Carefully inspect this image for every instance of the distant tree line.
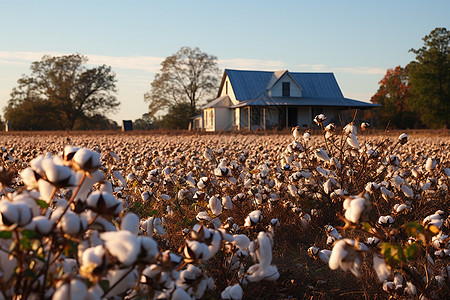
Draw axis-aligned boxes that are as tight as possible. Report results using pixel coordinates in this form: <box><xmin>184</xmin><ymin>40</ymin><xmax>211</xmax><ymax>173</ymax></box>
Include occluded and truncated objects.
<box><xmin>371</xmin><ymin>27</ymin><xmax>450</xmax><ymax>129</ymax></box>
<box><xmin>3</xmin><ymin>54</ymin><xmax>119</xmax><ymax>131</ymax></box>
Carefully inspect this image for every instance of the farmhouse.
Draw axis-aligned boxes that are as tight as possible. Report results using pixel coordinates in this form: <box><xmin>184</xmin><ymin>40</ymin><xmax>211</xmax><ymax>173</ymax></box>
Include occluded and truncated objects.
<box><xmin>197</xmin><ymin>69</ymin><xmax>379</xmax><ymax>131</ymax></box>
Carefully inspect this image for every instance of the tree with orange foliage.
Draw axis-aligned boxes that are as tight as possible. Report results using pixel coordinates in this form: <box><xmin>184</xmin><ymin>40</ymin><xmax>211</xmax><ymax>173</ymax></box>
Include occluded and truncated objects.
<box><xmin>370</xmin><ymin>66</ymin><xmax>418</xmax><ymax>128</ymax></box>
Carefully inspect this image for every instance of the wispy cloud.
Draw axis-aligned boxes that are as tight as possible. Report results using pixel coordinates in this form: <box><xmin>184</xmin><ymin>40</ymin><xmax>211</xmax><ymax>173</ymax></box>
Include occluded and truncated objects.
<box><xmin>0</xmin><ymin>51</ymin><xmax>163</xmax><ymax>73</ymax></box>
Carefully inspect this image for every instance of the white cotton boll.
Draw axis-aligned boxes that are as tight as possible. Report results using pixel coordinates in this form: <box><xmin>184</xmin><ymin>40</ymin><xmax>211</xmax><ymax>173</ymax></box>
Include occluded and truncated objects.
<box><xmin>72</xmin><ymin>148</ymin><xmax>101</xmax><ymax>173</ymax></box>
<box><xmin>25</xmin><ymin>216</ymin><xmax>54</xmax><ymax>235</ymax></box>
<box><xmin>378</xmin><ymin>215</ymin><xmax>394</xmax><ymax>225</ymax></box>
<box><xmin>185</xmin><ymin>240</ymin><xmax>211</xmax><ymax>262</ymax></box>
<box><xmin>373</xmin><ymin>254</ymin><xmax>391</xmax><ymax>282</ymax></box>
<box><xmin>221</xmin><ymin>283</ymin><xmax>243</xmax><ymax>300</ymax></box>
<box><xmin>137</xmin><ymin>236</ymin><xmax>159</xmax><ymax>261</ymax></box>
<box><xmin>422</xmin><ymin>182</ymin><xmax>431</xmax><ymax>191</ymax></box>
<box><xmin>404</xmin><ymin>282</ymin><xmax>417</xmax><ymax>296</ymax></box>
<box><xmin>392</xmin><ymin>175</ymin><xmax>404</xmax><ymax>187</ymax></box>
<box><xmin>256</xmin><ymin>232</ymin><xmax>272</xmax><ymax>268</ymax></box>
<box><xmin>20</xmin><ymin>167</ymin><xmax>39</xmax><ymax>189</ymax></box>
<box><xmin>121</xmin><ymin>213</ymin><xmax>140</xmax><ymax>235</ymax></box>
<box><xmin>112</xmin><ymin>170</ymin><xmax>127</xmax><ymax>187</ymax></box>
<box><xmin>208</xmin><ymin>231</ymin><xmax>222</xmax><ymax>258</ymax></box>
<box><xmin>394</xmin><ymin>272</ymin><xmax>403</xmax><ymax>289</ymax></box>
<box><xmin>344</xmin><ymin>123</ymin><xmax>357</xmax><ymax>135</ymax></box>
<box><xmin>208</xmin><ymin>196</ymin><xmax>222</xmax><ymax>216</ymax></box>
<box><xmin>380</xmin><ymin>186</ymin><xmax>394</xmax><ymax>199</ymax></box>
<box><xmin>105</xmin><ymin>268</ymin><xmax>138</xmax><ymax>297</ymax></box>
<box><xmin>101</xmin><ymin>231</ymin><xmax>139</xmax><ymax>266</ymax></box>
<box><xmin>59</xmin><ymin>212</ymin><xmax>86</xmax><ymax>235</ymax></box>
<box><xmin>53</xmin><ymin>278</ymin><xmax>88</xmax><ymax>300</ymax></box>
<box><xmin>38</xmin><ymin>179</ymin><xmax>56</xmax><ymax>204</ymax></box>
<box><xmin>343</xmin><ymin>195</ymin><xmax>370</xmax><ymax>223</ymax></box>
<box><xmin>395</xmin><ymin>204</ymin><xmax>408</xmax><ymax>213</ymax></box>
<box><xmin>222</xmin><ymin>196</ymin><xmax>233</xmax><ymax>210</ymax></box>
<box><xmin>153</xmin><ymin>218</ymin><xmax>166</xmax><ymax>235</ymax></box>
<box><xmin>323</xmin><ymin>179</ymin><xmax>333</xmax><ymax>194</ymax></box>
<box><xmin>245</xmin><ymin>210</ymin><xmax>262</xmax><ymax>227</ymax></box>
<box><xmin>82</xmin><ymin>245</ymin><xmax>105</xmax><ymax>267</ymax></box>
<box><xmin>315</xmin><ymin>148</ymin><xmax>331</xmax><ymax>162</ymax></box>
<box><xmin>318</xmin><ymin>250</ymin><xmax>331</xmax><ymax>263</ymax></box>
<box><xmin>401</xmin><ymin>185</ymin><xmax>414</xmax><ymax>198</ymax></box>
<box><xmin>196</xmin><ymin>211</ymin><xmax>211</xmax><ymax>222</ymax></box>
<box><xmin>444</xmin><ymin>168</ymin><xmax>450</xmax><ymax>177</ymax></box>
<box><xmin>233</xmin><ymin>234</ymin><xmax>251</xmax><ymax>251</ymax></box>
<box><xmin>329</xmin><ymin>239</ymin><xmax>362</xmax><ymax>276</ymax></box>
<box><xmin>160</xmin><ymin>194</ymin><xmax>170</xmax><ymax>201</ymax></box>
<box><xmin>346</xmin><ymin>133</ymin><xmax>360</xmax><ymax>149</ymax></box>
<box><xmin>142</xmin><ymin>217</ymin><xmax>154</xmax><ymax>236</ymax></box>
<box><xmin>425</xmin><ymin>157</ymin><xmax>437</xmax><ymax>172</ymax></box>
<box><xmin>316</xmin><ymin>166</ymin><xmax>330</xmax><ymax>177</ymax></box>
<box><xmin>86</xmin><ymin>192</ymin><xmax>123</xmax><ymax>216</ymax></box>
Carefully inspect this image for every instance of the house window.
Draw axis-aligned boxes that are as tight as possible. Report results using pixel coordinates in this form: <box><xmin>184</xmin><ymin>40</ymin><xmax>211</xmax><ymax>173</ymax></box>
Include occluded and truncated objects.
<box><xmin>225</xmin><ymin>80</ymin><xmax>228</xmax><ymax>94</ymax></box>
<box><xmin>282</xmin><ymin>82</ymin><xmax>290</xmax><ymax>97</ymax></box>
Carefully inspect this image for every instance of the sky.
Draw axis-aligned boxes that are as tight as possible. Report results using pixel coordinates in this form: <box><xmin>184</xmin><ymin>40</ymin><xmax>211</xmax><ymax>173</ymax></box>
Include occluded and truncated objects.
<box><xmin>0</xmin><ymin>0</ymin><xmax>449</xmax><ymax>124</ymax></box>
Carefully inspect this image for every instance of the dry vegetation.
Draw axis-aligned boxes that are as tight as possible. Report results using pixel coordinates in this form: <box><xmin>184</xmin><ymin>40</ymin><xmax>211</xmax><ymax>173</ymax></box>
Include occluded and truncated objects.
<box><xmin>0</xmin><ymin>126</ymin><xmax>449</xmax><ymax>299</ymax></box>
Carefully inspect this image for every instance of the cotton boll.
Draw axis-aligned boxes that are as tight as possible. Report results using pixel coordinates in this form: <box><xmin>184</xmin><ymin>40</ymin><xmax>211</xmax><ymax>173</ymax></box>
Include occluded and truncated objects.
<box><xmin>112</xmin><ymin>170</ymin><xmax>127</xmax><ymax>187</ymax></box>
<box><xmin>120</xmin><ymin>213</ymin><xmax>140</xmax><ymax>235</ymax></box>
<box><xmin>373</xmin><ymin>254</ymin><xmax>391</xmax><ymax>282</ymax></box>
<box><xmin>221</xmin><ymin>283</ymin><xmax>243</xmax><ymax>300</ymax></box>
<box><xmin>208</xmin><ymin>196</ymin><xmax>222</xmax><ymax>216</ymax></box>
<box><xmin>315</xmin><ymin>148</ymin><xmax>330</xmax><ymax>162</ymax></box>
<box><xmin>101</xmin><ymin>231</ymin><xmax>140</xmax><ymax>266</ymax></box>
<box><xmin>222</xmin><ymin>196</ymin><xmax>233</xmax><ymax>210</ymax></box>
<box><xmin>53</xmin><ymin>278</ymin><xmax>88</xmax><ymax>300</ymax></box>
<box><xmin>329</xmin><ymin>239</ymin><xmax>364</xmax><ymax>276</ymax></box>
<box><xmin>346</xmin><ymin>133</ymin><xmax>360</xmax><ymax>149</ymax></box>
<box><xmin>404</xmin><ymin>281</ymin><xmax>417</xmax><ymax>296</ymax></box>
<box><xmin>105</xmin><ymin>268</ymin><xmax>138</xmax><ymax>297</ymax></box>
<box><xmin>86</xmin><ymin>192</ymin><xmax>123</xmax><ymax>217</ymax></box>
<box><xmin>137</xmin><ymin>236</ymin><xmax>159</xmax><ymax>262</ymax></box>
<box><xmin>401</xmin><ymin>185</ymin><xmax>414</xmax><ymax>198</ymax></box>
<box><xmin>153</xmin><ymin>218</ymin><xmax>166</xmax><ymax>236</ymax></box>
<box><xmin>58</xmin><ymin>211</ymin><xmax>87</xmax><ymax>235</ymax></box>
<box><xmin>72</xmin><ymin>148</ymin><xmax>101</xmax><ymax>173</ymax></box>
<box><xmin>20</xmin><ymin>167</ymin><xmax>39</xmax><ymax>189</ymax></box>
<box><xmin>318</xmin><ymin>250</ymin><xmax>331</xmax><ymax>263</ymax></box>
<box><xmin>343</xmin><ymin>195</ymin><xmax>371</xmax><ymax>223</ymax></box>
<box><xmin>425</xmin><ymin>157</ymin><xmax>437</xmax><ymax>172</ymax></box>
<box><xmin>255</xmin><ymin>231</ymin><xmax>273</xmax><ymax>268</ymax></box>
<box><xmin>233</xmin><ymin>234</ymin><xmax>251</xmax><ymax>251</ymax></box>
<box><xmin>245</xmin><ymin>210</ymin><xmax>262</xmax><ymax>227</ymax></box>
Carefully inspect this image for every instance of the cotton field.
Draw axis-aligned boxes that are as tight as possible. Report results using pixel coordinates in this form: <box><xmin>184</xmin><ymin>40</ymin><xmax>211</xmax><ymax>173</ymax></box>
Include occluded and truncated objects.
<box><xmin>0</xmin><ymin>125</ymin><xmax>449</xmax><ymax>299</ymax></box>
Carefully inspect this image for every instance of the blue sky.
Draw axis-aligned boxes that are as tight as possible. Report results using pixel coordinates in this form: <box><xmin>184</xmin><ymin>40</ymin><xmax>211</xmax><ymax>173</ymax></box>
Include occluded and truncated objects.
<box><xmin>0</xmin><ymin>0</ymin><xmax>449</xmax><ymax>124</ymax></box>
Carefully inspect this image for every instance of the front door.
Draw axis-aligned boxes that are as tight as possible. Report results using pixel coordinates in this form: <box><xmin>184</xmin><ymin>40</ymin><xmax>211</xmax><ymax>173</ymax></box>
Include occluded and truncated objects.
<box><xmin>288</xmin><ymin>107</ymin><xmax>298</xmax><ymax>127</ymax></box>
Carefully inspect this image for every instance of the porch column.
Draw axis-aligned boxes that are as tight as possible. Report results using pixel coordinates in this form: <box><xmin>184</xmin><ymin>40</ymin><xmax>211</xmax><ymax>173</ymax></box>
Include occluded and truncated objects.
<box><xmin>248</xmin><ymin>106</ymin><xmax>251</xmax><ymax>131</ymax></box>
<box><xmin>263</xmin><ymin>107</ymin><xmax>266</xmax><ymax>130</ymax></box>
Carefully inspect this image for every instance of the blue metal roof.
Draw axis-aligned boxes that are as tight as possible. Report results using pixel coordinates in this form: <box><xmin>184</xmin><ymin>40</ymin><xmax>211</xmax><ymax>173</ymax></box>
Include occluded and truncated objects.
<box><xmin>224</xmin><ymin>69</ymin><xmax>378</xmax><ymax>108</ymax></box>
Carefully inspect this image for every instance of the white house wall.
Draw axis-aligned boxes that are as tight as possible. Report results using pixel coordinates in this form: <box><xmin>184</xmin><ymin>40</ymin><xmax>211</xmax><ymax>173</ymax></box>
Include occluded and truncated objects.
<box><xmin>219</xmin><ymin>75</ymin><xmax>238</xmax><ymax>105</ymax></box>
<box><xmin>215</xmin><ymin>107</ymin><xmax>233</xmax><ymax>131</ymax></box>
<box><xmin>270</xmin><ymin>75</ymin><xmax>302</xmax><ymax>97</ymax></box>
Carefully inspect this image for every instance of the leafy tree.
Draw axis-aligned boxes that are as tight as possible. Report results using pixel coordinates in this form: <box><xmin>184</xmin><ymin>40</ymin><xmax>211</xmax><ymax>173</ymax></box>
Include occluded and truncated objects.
<box><xmin>4</xmin><ymin>54</ymin><xmax>119</xmax><ymax>130</ymax></box>
<box><xmin>155</xmin><ymin>103</ymin><xmax>199</xmax><ymax>130</ymax></box>
<box><xmin>144</xmin><ymin>47</ymin><xmax>220</xmax><ymax>128</ymax></box>
<box><xmin>370</xmin><ymin>66</ymin><xmax>418</xmax><ymax>128</ymax></box>
<box><xmin>408</xmin><ymin>27</ymin><xmax>450</xmax><ymax>128</ymax></box>
<box><xmin>133</xmin><ymin>113</ymin><xmax>155</xmax><ymax>130</ymax></box>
